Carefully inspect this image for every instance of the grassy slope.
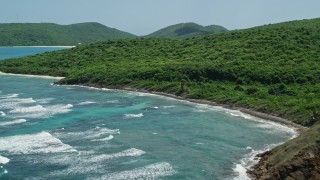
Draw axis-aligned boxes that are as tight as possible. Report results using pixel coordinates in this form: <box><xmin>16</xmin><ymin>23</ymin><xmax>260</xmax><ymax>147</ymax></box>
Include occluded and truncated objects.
<box><xmin>270</xmin><ymin>123</ymin><xmax>320</xmax><ymax>165</ymax></box>
<box><xmin>145</xmin><ymin>22</ymin><xmax>228</xmax><ymax>39</ymax></box>
<box><xmin>0</xmin><ymin>22</ymin><xmax>136</xmax><ymax>46</ymax></box>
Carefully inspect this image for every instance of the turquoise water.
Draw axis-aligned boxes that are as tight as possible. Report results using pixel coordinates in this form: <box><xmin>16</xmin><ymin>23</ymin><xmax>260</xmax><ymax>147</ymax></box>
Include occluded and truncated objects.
<box><xmin>0</xmin><ymin>48</ymin><xmax>296</xmax><ymax>179</ymax></box>
<box><xmin>0</xmin><ymin>46</ymin><xmax>70</xmax><ymax>60</ymax></box>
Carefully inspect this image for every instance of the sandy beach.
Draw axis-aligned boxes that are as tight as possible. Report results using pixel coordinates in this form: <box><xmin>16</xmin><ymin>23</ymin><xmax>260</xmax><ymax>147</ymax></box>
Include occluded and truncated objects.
<box><xmin>0</xmin><ymin>71</ymin><xmax>65</xmax><ymax>80</ymax></box>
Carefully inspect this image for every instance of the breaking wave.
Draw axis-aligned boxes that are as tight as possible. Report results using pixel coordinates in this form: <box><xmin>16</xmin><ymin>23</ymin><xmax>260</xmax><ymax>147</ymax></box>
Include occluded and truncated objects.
<box><xmin>0</xmin><ymin>119</ymin><xmax>27</xmax><ymax>126</ymax></box>
<box><xmin>123</xmin><ymin>113</ymin><xmax>144</xmax><ymax>119</ymax></box>
<box><xmin>8</xmin><ymin>104</ymin><xmax>73</xmax><ymax>119</ymax></box>
<box><xmin>76</xmin><ymin>101</ymin><xmax>97</xmax><ymax>106</ymax></box>
<box><xmin>0</xmin><ymin>155</ymin><xmax>10</xmax><ymax>164</ymax></box>
<box><xmin>232</xmin><ymin>143</ymin><xmax>285</xmax><ymax>180</ymax></box>
<box><xmin>100</xmin><ymin>162</ymin><xmax>174</xmax><ymax>180</ymax></box>
<box><xmin>0</xmin><ymin>131</ymin><xmax>76</xmax><ymax>154</ymax></box>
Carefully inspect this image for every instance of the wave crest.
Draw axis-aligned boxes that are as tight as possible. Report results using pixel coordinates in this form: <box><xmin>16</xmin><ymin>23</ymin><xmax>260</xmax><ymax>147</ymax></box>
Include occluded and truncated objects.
<box><xmin>123</xmin><ymin>113</ymin><xmax>144</xmax><ymax>119</ymax></box>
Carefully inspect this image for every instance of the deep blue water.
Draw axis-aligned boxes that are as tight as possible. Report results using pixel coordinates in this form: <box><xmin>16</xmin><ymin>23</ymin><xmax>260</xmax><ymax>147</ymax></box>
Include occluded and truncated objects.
<box><xmin>0</xmin><ymin>48</ymin><xmax>296</xmax><ymax>179</ymax></box>
<box><xmin>0</xmin><ymin>46</ymin><xmax>70</xmax><ymax>60</ymax></box>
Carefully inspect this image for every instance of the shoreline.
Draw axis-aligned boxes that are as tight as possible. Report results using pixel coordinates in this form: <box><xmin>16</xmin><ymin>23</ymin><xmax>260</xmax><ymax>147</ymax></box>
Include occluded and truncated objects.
<box><xmin>0</xmin><ymin>72</ymin><xmax>307</xmax><ymax>179</ymax></box>
<box><xmin>0</xmin><ymin>71</ymin><xmax>305</xmax><ymax>131</ymax></box>
<box><xmin>78</xmin><ymin>85</ymin><xmax>307</xmax><ymax>132</ymax></box>
<box><xmin>0</xmin><ymin>71</ymin><xmax>65</xmax><ymax>80</ymax></box>
<box><xmin>60</xmin><ymin>84</ymin><xmax>304</xmax><ymax>180</ymax></box>
<box><xmin>0</xmin><ymin>46</ymin><xmax>75</xmax><ymax>48</ymax></box>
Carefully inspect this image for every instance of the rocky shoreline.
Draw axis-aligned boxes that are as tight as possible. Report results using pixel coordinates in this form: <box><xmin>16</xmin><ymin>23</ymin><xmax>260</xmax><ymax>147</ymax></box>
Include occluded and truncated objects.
<box><xmin>248</xmin><ymin>122</ymin><xmax>320</xmax><ymax>180</ymax></box>
<box><xmin>248</xmin><ymin>149</ymin><xmax>320</xmax><ymax>180</ymax></box>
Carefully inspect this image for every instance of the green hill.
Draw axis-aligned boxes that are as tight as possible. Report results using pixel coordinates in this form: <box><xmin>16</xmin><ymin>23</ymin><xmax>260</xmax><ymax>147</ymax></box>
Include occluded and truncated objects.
<box><xmin>0</xmin><ymin>18</ymin><xmax>319</xmax><ymax>126</ymax></box>
<box><xmin>0</xmin><ymin>22</ymin><xmax>136</xmax><ymax>46</ymax></box>
<box><xmin>1</xmin><ymin>18</ymin><xmax>320</xmax><ymax>179</ymax></box>
<box><xmin>145</xmin><ymin>22</ymin><xmax>228</xmax><ymax>39</ymax></box>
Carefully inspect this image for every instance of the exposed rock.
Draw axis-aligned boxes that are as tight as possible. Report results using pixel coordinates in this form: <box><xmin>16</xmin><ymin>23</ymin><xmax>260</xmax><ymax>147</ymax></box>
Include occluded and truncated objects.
<box><xmin>248</xmin><ymin>149</ymin><xmax>320</xmax><ymax>180</ymax></box>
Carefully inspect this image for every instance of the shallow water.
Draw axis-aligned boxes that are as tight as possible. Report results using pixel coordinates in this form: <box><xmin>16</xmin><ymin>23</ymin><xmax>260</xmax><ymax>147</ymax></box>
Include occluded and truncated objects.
<box><xmin>0</xmin><ymin>75</ymin><xmax>296</xmax><ymax>179</ymax></box>
<box><xmin>0</xmin><ymin>48</ymin><xmax>296</xmax><ymax>179</ymax></box>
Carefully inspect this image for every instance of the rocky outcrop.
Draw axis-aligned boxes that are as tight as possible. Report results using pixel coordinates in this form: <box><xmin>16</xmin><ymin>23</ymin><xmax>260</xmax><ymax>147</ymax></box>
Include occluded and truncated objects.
<box><xmin>248</xmin><ymin>133</ymin><xmax>320</xmax><ymax>180</ymax></box>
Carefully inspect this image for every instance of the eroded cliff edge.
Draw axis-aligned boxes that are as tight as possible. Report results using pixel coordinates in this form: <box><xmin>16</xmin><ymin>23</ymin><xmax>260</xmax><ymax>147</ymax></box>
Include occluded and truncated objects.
<box><xmin>248</xmin><ymin>123</ymin><xmax>320</xmax><ymax>180</ymax></box>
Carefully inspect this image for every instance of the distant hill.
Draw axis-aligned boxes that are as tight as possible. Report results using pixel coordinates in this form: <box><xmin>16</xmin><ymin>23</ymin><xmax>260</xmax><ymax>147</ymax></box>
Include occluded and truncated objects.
<box><xmin>145</xmin><ymin>22</ymin><xmax>228</xmax><ymax>39</ymax></box>
<box><xmin>0</xmin><ymin>22</ymin><xmax>136</xmax><ymax>46</ymax></box>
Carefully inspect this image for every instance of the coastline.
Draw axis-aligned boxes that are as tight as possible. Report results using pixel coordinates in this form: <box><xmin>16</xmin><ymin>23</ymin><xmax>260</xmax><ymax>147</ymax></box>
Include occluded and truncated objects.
<box><xmin>0</xmin><ymin>46</ymin><xmax>75</xmax><ymax>48</ymax></box>
<box><xmin>60</xmin><ymin>84</ymin><xmax>304</xmax><ymax>179</ymax></box>
<box><xmin>77</xmin><ymin>85</ymin><xmax>307</xmax><ymax>132</ymax></box>
<box><xmin>0</xmin><ymin>71</ymin><xmax>305</xmax><ymax>130</ymax></box>
<box><xmin>0</xmin><ymin>71</ymin><xmax>65</xmax><ymax>80</ymax></box>
<box><xmin>0</xmin><ymin>72</ymin><xmax>307</xmax><ymax>179</ymax></box>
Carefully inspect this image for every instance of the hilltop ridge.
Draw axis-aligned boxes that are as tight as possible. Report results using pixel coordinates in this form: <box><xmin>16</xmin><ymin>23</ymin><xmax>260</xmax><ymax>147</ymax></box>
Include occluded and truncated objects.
<box><xmin>0</xmin><ymin>22</ymin><xmax>136</xmax><ymax>46</ymax></box>
<box><xmin>145</xmin><ymin>22</ymin><xmax>228</xmax><ymax>39</ymax></box>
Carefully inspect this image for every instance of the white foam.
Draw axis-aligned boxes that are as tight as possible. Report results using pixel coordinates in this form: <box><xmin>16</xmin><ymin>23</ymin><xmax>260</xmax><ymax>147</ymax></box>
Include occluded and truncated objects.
<box><xmin>0</xmin><ymin>94</ymin><xmax>19</xmax><ymax>99</ymax></box>
<box><xmin>123</xmin><ymin>113</ymin><xmax>144</xmax><ymax>119</ymax></box>
<box><xmin>162</xmin><ymin>105</ymin><xmax>176</xmax><ymax>109</ymax></box>
<box><xmin>0</xmin><ymin>155</ymin><xmax>10</xmax><ymax>164</ymax></box>
<box><xmin>233</xmin><ymin>164</ymin><xmax>251</xmax><ymax>180</ymax></box>
<box><xmin>246</xmin><ymin>146</ymin><xmax>253</xmax><ymax>151</ymax></box>
<box><xmin>62</xmin><ymin>85</ymin><xmax>112</xmax><ymax>92</ymax></box>
<box><xmin>42</xmin><ymin>148</ymin><xmax>145</xmax><ymax>177</ymax></box>
<box><xmin>77</xmin><ymin>101</ymin><xmax>97</xmax><ymax>106</ymax></box>
<box><xmin>0</xmin><ymin>111</ymin><xmax>5</xmax><ymax>117</ymax></box>
<box><xmin>204</xmin><ymin>106</ymin><xmax>297</xmax><ymax>137</ymax></box>
<box><xmin>9</xmin><ymin>105</ymin><xmax>46</xmax><ymax>113</ymax></box>
<box><xmin>0</xmin><ymin>131</ymin><xmax>76</xmax><ymax>154</ymax></box>
<box><xmin>106</xmin><ymin>100</ymin><xmax>119</xmax><ymax>103</ymax></box>
<box><xmin>101</xmin><ymin>162</ymin><xmax>174</xmax><ymax>180</ymax></box>
<box><xmin>0</xmin><ymin>119</ymin><xmax>27</xmax><ymax>126</ymax></box>
<box><xmin>232</xmin><ymin>143</ymin><xmax>284</xmax><ymax>180</ymax></box>
<box><xmin>194</xmin><ymin>109</ymin><xmax>206</xmax><ymax>113</ymax></box>
<box><xmin>0</xmin><ymin>97</ymin><xmax>36</xmax><ymax>109</ymax></box>
<box><xmin>8</xmin><ymin>104</ymin><xmax>73</xmax><ymax>119</ymax></box>
<box><xmin>35</xmin><ymin>98</ymin><xmax>55</xmax><ymax>104</ymax></box>
<box><xmin>255</xmin><ymin>121</ymin><xmax>297</xmax><ymax>137</ymax></box>
<box><xmin>91</xmin><ymin>135</ymin><xmax>114</xmax><ymax>141</ymax></box>
<box><xmin>56</xmin><ymin>127</ymin><xmax>120</xmax><ymax>140</ymax></box>
<box><xmin>91</xmin><ymin>148</ymin><xmax>145</xmax><ymax>162</ymax></box>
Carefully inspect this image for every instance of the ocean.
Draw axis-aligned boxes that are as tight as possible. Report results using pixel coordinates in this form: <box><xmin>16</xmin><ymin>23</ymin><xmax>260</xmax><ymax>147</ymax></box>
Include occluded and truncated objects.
<box><xmin>0</xmin><ymin>47</ymin><xmax>296</xmax><ymax>179</ymax></box>
<box><xmin>0</xmin><ymin>46</ymin><xmax>70</xmax><ymax>60</ymax></box>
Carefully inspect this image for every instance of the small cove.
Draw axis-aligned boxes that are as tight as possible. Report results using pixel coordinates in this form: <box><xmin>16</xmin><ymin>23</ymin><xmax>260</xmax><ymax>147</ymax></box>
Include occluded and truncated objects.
<box><xmin>0</xmin><ymin>47</ymin><xmax>296</xmax><ymax>179</ymax></box>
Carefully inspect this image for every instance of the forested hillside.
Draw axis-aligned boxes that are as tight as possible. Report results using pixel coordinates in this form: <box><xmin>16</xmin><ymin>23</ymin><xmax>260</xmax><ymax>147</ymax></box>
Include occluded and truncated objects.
<box><xmin>146</xmin><ymin>22</ymin><xmax>227</xmax><ymax>39</ymax></box>
<box><xmin>0</xmin><ymin>18</ymin><xmax>319</xmax><ymax>126</ymax></box>
<box><xmin>0</xmin><ymin>22</ymin><xmax>136</xmax><ymax>46</ymax></box>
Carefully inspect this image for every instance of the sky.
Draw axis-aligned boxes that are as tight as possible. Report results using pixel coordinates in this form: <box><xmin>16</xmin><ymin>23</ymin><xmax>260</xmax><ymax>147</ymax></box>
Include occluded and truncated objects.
<box><xmin>1</xmin><ymin>0</ymin><xmax>320</xmax><ymax>35</ymax></box>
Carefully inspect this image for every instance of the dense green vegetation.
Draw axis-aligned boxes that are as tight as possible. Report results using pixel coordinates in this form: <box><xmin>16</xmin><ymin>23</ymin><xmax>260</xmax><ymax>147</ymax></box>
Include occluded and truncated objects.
<box><xmin>0</xmin><ymin>18</ymin><xmax>320</xmax><ymax>126</ymax></box>
<box><xmin>146</xmin><ymin>22</ymin><xmax>227</xmax><ymax>39</ymax></box>
<box><xmin>0</xmin><ymin>22</ymin><xmax>136</xmax><ymax>46</ymax></box>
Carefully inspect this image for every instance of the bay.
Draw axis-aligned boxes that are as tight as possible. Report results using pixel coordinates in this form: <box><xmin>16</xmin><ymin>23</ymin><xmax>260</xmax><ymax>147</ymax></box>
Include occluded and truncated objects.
<box><xmin>0</xmin><ymin>46</ymin><xmax>71</xmax><ymax>60</ymax></box>
<box><xmin>0</xmin><ymin>47</ymin><xmax>296</xmax><ymax>179</ymax></box>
